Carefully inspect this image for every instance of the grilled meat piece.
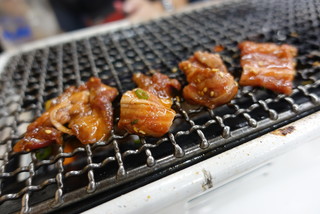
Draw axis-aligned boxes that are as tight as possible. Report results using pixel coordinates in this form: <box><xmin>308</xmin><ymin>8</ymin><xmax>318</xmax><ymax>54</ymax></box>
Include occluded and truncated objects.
<box><xmin>118</xmin><ymin>88</ymin><xmax>176</xmax><ymax>137</ymax></box>
<box><xmin>179</xmin><ymin>51</ymin><xmax>238</xmax><ymax>109</ymax></box>
<box><xmin>13</xmin><ymin>126</ymin><xmax>63</xmax><ymax>152</ymax></box>
<box><xmin>133</xmin><ymin>72</ymin><xmax>181</xmax><ymax>99</ymax></box>
<box><xmin>119</xmin><ymin>72</ymin><xmax>181</xmax><ymax>137</ymax></box>
<box><xmin>13</xmin><ymin>77</ymin><xmax>118</xmax><ymax>152</ymax></box>
<box><xmin>239</xmin><ymin>41</ymin><xmax>298</xmax><ymax>95</ymax></box>
<box><xmin>70</xmin><ymin>78</ymin><xmax>118</xmax><ymax>144</ymax></box>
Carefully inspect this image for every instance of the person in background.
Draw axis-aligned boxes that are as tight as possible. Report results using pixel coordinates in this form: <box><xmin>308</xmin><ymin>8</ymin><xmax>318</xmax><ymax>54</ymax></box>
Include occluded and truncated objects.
<box><xmin>49</xmin><ymin>0</ymin><xmax>125</xmax><ymax>32</ymax></box>
<box><xmin>123</xmin><ymin>0</ymin><xmax>189</xmax><ymax>21</ymax></box>
<box><xmin>50</xmin><ymin>0</ymin><xmax>204</xmax><ymax>32</ymax></box>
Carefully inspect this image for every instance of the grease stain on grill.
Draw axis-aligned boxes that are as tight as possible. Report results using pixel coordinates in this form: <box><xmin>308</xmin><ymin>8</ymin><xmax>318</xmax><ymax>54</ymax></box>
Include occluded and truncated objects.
<box><xmin>145</xmin><ymin>195</ymin><xmax>151</xmax><ymax>201</ymax></box>
<box><xmin>201</xmin><ymin>169</ymin><xmax>213</xmax><ymax>191</ymax></box>
<box><xmin>271</xmin><ymin>126</ymin><xmax>295</xmax><ymax>136</ymax></box>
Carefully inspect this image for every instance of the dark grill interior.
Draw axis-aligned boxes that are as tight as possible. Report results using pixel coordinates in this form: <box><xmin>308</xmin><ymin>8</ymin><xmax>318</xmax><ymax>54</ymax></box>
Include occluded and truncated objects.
<box><xmin>1</xmin><ymin>0</ymin><xmax>320</xmax><ymax>213</ymax></box>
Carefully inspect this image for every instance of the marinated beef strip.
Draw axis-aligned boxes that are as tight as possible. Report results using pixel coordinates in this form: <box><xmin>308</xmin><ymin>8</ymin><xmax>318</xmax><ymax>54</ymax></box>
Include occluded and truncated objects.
<box><xmin>13</xmin><ymin>77</ymin><xmax>118</xmax><ymax>152</ymax></box>
<box><xmin>239</xmin><ymin>41</ymin><xmax>298</xmax><ymax>95</ymax></box>
<box><xmin>118</xmin><ymin>72</ymin><xmax>181</xmax><ymax>137</ymax></box>
<box><xmin>179</xmin><ymin>51</ymin><xmax>238</xmax><ymax>109</ymax></box>
<box><xmin>118</xmin><ymin>89</ymin><xmax>176</xmax><ymax>137</ymax></box>
<box><xmin>133</xmin><ymin>72</ymin><xmax>181</xmax><ymax>100</ymax></box>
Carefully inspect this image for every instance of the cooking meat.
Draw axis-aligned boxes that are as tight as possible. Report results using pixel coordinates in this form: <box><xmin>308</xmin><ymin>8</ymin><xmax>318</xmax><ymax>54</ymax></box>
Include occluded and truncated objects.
<box><xmin>118</xmin><ymin>89</ymin><xmax>176</xmax><ymax>137</ymax></box>
<box><xmin>13</xmin><ymin>125</ymin><xmax>63</xmax><ymax>152</ymax></box>
<box><xmin>133</xmin><ymin>72</ymin><xmax>181</xmax><ymax>99</ymax></box>
<box><xmin>70</xmin><ymin>78</ymin><xmax>118</xmax><ymax>144</ymax></box>
<box><xmin>118</xmin><ymin>73</ymin><xmax>181</xmax><ymax>137</ymax></box>
<box><xmin>179</xmin><ymin>51</ymin><xmax>238</xmax><ymax>109</ymax></box>
<box><xmin>13</xmin><ymin>77</ymin><xmax>118</xmax><ymax>152</ymax></box>
<box><xmin>239</xmin><ymin>41</ymin><xmax>298</xmax><ymax>95</ymax></box>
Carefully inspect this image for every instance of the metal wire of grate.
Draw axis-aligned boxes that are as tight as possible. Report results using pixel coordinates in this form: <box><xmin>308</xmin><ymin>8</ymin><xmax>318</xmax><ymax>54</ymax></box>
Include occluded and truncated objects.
<box><xmin>1</xmin><ymin>0</ymin><xmax>320</xmax><ymax>212</ymax></box>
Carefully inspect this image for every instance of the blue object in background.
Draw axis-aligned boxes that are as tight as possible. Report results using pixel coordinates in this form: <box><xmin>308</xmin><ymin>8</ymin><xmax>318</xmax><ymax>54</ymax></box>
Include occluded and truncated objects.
<box><xmin>0</xmin><ymin>16</ymin><xmax>32</xmax><ymax>43</ymax></box>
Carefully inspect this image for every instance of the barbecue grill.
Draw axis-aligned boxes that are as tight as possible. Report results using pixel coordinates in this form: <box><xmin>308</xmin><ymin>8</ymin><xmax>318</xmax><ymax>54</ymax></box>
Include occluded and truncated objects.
<box><xmin>1</xmin><ymin>0</ymin><xmax>320</xmax><ymax>213</ymax></box>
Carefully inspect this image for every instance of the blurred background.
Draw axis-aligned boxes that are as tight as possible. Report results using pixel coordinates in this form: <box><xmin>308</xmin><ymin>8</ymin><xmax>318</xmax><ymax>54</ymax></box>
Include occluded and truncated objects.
<box><xmin>0</xmin><ymin>0</ymin><xmax>206</xmax><ymax>51</ymax></box>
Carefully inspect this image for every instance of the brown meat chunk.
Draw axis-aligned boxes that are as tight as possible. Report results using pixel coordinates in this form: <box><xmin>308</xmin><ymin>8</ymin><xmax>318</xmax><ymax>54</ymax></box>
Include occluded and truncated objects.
<box><xmin>118</xmin><ymin>89</ymin><xmax>176</xmax><ymax>137</ymax></box>
<box><xmin>179</xmin><ymin>51</ymin><xmax>238</xmax><ymax>109</ymax></box>
<box><xmin>13</xmin><ymin>77</ymin><xmax>118</xmax><ymax>152</ymax></box>
<box><xmin>118</xmin><ymin>72</ymin><xmax>181</xmax><ymax>137</ymax></box>
<box><xmin>69</xmin><ymin>78</ymin><xmax>118</xmax><ymax>144</ymax></box>
<box><xmin>239</xmin><ymin>41</ymin><xmax>298</xmax><ymax>95</ymax></box>
<box><xmin>13</xmin><ymin>126</ymin><xmax>62</xmax><ymax>152</ymax></box>
<box><xmin>133</xmin><ymin>72</ymin><xmax>181</xmax><ymax>99</ymax></box>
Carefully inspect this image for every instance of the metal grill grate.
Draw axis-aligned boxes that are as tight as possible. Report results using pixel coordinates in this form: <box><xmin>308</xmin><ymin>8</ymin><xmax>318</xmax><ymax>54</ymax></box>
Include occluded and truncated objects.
<box><xmin>1</xmin><ymin>0</ymin><xmax>320</xmax><ymax>212</ymax></box>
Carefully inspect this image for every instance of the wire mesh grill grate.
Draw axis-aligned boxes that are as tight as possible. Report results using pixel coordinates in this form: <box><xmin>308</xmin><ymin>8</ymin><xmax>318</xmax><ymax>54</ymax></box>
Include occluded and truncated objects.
<box><xmin>1</xmin><ymin>0</ymin><xmax>320</xmax><ymax>212</ymax></box>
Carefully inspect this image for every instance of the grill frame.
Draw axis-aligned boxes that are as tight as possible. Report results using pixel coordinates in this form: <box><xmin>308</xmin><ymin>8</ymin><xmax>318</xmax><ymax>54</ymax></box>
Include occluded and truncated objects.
<box><xmin>1</xmin><ymin>0</ymin><xmax>320</xmax><ymax>213</ymax></box>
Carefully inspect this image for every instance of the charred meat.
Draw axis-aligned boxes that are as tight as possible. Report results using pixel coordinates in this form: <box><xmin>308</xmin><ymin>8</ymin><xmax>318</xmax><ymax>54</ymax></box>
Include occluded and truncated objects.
<box><xmin>239</xmin><ymin>41</ymin><xmax>298</xmax><ymax>95</ymax></box>
<box><xmin>13</xmin><ymin>77</ymin><xmax>118</xmax><ymax>152</ymax></box>
<box><xmin>179</xmin><ymin>51</ymin><xmax>238</xmax><ymax>109</ymax></box>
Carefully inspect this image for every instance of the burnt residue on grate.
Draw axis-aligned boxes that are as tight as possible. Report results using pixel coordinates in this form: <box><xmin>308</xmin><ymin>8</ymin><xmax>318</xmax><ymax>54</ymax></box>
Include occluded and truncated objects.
<box><xmin>1</xmin><ymin>0</ymin><xmax>320</xmax><ymax>213</ymax></box>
